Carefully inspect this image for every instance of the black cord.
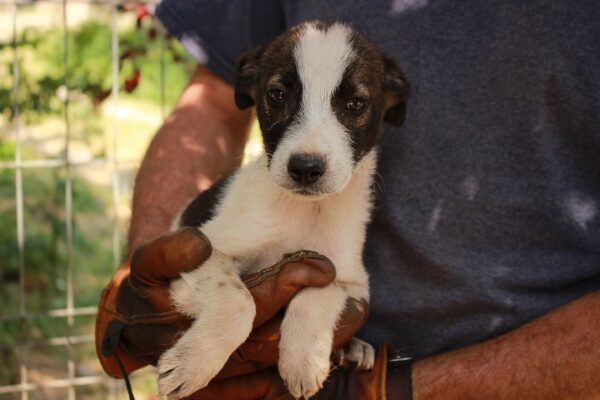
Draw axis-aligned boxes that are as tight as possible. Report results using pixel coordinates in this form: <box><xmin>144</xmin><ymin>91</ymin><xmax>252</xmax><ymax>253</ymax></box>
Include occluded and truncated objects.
<box><xmin>103</xmin><ymin>321</ymin><xmax>136</xmax><ymax>400</ymax></box>
<box><xmin>114</xmin><ymin>351</ymin><xmax>136</xmax><ymax>400</ymax></box>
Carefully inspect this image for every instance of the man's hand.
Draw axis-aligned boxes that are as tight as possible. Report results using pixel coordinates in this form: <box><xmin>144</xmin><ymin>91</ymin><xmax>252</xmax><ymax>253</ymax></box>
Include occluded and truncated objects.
<box><xmin>219</xmin><ymin>252</ymin><xmax>369</xmax><ymax>380</ymax></box>
<box><xmin>96</xmin><ymin>227</ymin><xmax>212</xmax><ymax>376</ymax></box>
<box><xmin>95</xmin><ymin>227</ymin><xmax>369</xmax><ymax>386</ymax></box>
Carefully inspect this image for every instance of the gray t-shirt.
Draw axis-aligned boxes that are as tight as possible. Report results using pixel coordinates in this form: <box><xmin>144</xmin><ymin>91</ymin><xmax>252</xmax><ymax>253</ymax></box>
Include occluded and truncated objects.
<box><xmin>156</xmin><ymin>0</ymin><xmax>600</xmax><ymax>360</ymax></box>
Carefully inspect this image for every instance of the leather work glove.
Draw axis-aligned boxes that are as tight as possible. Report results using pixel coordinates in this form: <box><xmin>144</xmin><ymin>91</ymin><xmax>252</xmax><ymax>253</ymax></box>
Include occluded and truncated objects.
<box><xmin>95</xmin><ymin>227</ymin><xmax>369</xmax><ymax>383</ymax></box>
<box><xmin>191</xmin><ymin>343</ymin><xmax>413</xmax><ymax>400</ymax></box>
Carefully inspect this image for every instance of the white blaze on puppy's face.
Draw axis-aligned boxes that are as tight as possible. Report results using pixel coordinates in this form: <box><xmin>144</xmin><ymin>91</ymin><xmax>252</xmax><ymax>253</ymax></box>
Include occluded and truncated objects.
<box><xmin>234</xmin><ymin>21</ymin><xmax>408</xmax><ymax>199</ymax></box>
<box><xmin>268</xmin><ymin>23</ymin><xmax>357</xmax><ymax>196</ymax></box>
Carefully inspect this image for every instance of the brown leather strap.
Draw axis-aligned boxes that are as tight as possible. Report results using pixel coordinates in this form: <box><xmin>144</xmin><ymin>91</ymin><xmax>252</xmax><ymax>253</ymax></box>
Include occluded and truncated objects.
<box><xmin>387</xmin><ymin>350</ymin><xmax>413</xmax><ymax>400</ymax></box>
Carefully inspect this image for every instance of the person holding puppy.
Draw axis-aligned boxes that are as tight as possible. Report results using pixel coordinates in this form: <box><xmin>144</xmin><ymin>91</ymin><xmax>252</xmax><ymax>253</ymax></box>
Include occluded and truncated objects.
<box><xmin>96</xmin><ymin>1</ymin><xmax>600</xmax><ymax>399</ymax></box>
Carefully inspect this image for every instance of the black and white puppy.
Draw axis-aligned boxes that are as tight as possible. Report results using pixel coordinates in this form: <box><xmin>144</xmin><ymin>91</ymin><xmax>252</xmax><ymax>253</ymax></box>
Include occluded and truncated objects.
<box><xmin>157</xmin><ymin>21</ymin><xmax>408</xmax><ymax>400</ymax></box>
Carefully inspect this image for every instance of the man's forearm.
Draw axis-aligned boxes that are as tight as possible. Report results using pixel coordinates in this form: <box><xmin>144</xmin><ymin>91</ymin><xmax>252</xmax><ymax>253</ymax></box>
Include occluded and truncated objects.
<box><xmin>128</xmin><ymin>65</ymin><xmax>253</xmax><ymax>254</ymax></box>
<box><xmin>412</xmin><ymin>290</ymin><xmax>600</xmax><ymax>399</ymax></box>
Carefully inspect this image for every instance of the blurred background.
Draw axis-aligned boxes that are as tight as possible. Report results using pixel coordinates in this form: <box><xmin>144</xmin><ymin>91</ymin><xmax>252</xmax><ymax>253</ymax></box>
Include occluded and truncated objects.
<box><xmin>0</xmin><ymin>1</ymin><xmax>258</xmax><ymax>398</ymax></box>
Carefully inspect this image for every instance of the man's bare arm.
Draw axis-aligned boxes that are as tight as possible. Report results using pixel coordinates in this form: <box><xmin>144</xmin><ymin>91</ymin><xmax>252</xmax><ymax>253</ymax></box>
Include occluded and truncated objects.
<box><xmin>128</xmin><ymin>65</ymin><xmax>253</xmax><ymax>254</ymax></box>
<box><xmin>413</xmin><ymin>290</ymin><xmax>600</xmax><ymax>399</ymax></box>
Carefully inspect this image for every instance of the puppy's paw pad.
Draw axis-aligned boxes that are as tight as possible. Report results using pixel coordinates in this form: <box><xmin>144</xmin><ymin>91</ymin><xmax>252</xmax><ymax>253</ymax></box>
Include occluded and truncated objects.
<box><xmin>279</xmin><ymin>353</ymin><xmax>330</xmax><ymax>399</ymax></box>
<box><xmin>335</xmin><ymin>337</ymin><xmax>375</xmax><ymax>370</ymax></box>
<box><xmin>282</xmin><ymin>372</ymin><xmax>327</xmax><ymax>399</ymax></box>
<box><xmin>157</xmin><ymin>344</ymin><xmax>215</xmax><ymax>400</ymax></box>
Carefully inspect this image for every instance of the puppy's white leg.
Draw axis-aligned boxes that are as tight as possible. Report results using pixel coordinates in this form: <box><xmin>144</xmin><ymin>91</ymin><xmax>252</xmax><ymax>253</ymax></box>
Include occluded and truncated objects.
<box><xmin>157</xmin><ymin>251</ymin><xmax>255</xmax><ymax>399</ymax></box>
<box><xmin>278</xmin><ymin>283</ymin><xmax>351</xmax><ymax>399</ymax></box>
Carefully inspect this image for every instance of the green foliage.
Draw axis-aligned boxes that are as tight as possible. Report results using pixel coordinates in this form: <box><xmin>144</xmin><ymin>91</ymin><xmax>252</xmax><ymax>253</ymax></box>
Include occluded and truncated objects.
<box><xmin>0</xmin><ymin>141</ymin><xmax>109</xmax><ymax>316</ymax></box>
<box><xmin>0</xmin><ymin>12</ymin><xmax>194</xmax><ymax>321</ymax></box>
<box><xmin>0</xmin><ymin>13</ymin><xmax>194</xmax><ymax>123</ymax></box>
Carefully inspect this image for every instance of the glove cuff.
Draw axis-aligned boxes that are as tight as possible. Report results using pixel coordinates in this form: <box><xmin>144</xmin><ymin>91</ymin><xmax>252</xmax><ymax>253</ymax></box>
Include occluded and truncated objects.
<box><xmin>95</xmin><ymin>264</ymin><xmax>146</xmax><ymax>378</ymax></box>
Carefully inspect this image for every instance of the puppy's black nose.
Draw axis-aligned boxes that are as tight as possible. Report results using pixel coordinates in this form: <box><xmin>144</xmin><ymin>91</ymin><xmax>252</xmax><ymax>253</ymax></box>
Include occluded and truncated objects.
<box><xmin>288</xmin><ymin>154</ymin><xmax>325</xmax><ymax>185</ymax></box>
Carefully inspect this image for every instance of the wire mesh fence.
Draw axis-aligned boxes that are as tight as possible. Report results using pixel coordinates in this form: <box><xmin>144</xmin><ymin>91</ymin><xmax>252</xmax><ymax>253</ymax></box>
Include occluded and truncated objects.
<box><xmin>0</xmin><ymin>1</ymin><xmax>192</xmax><ymax>398</ymax></box>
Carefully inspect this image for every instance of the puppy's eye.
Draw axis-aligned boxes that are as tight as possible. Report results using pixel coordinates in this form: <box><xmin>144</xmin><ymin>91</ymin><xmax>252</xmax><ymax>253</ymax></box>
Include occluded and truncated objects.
<box><xmin>267</xmin><ymin>89</ymin><xmax>286</xmax><ymax>105</ymax></box>
<box><xmin>345</xmin><ymin>97</ymin><xmax>367</xmax><ymax>113</ymax></box>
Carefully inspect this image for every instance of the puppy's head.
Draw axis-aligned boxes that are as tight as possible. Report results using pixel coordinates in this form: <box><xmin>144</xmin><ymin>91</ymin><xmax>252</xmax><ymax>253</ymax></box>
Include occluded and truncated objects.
<box><xmin>235</xmin><ymin>21</ymin><xmax>408</xmax><ymax>197</ymax></box>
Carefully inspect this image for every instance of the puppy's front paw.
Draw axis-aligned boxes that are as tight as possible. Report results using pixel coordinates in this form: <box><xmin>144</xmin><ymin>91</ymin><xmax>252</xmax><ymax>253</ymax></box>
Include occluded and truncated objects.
<box><xmin>334</xmin><ymin>337</ymin><xmax>375</xmax><ymax>370</ymax></box>
<box><xmin>157</xmin><ymin>336</ymin><xmax>224</xmax><ymax>400</ymax></box>
<box><xmin>157</xmin><ymin>304</ymin><xmax>254</xmax><ymax>400</ymax></box>
<box><xmin>278</xmin><ymin>340</ymin><xmax>331</xmax><ymax>399</ymax></box>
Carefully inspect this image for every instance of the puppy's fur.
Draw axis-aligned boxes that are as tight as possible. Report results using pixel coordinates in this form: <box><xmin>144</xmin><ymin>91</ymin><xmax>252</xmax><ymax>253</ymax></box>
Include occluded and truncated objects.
<box><xmin>157</xmin><ymin>21</ymin><xmax>408</xmax><ymax>399</ymax></box>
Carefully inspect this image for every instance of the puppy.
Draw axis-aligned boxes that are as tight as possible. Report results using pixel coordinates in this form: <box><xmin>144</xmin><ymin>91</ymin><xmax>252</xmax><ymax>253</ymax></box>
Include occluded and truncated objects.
<box><xmin>157</xmin><ymin>21</ymin><xmax>408</xmax><ymax>399</ymax></box>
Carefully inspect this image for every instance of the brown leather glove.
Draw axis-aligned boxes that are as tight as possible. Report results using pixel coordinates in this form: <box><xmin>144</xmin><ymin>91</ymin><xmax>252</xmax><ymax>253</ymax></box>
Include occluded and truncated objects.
<box><xmin>96</xmin><ymin>227</ymin><xmax>211</xmax><ymax>377</ymax></box>
<box><xmin>95</xmin><ymin>227</ymin><xmax>369</xmax><ymax>381</ymax></box>
<box><xmin>190</xmin><ymin>343</ymin><xmax>413</xmax><ymax>400</ymax></box>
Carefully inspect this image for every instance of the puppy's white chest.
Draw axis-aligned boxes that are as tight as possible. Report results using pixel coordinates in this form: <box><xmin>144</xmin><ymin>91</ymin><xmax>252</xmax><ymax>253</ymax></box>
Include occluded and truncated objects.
<box><xmin>201</xmin><ymin>153</ymin><xmax>375</xmax><ymax>277</ymax></box>
<box><xmin>239</xmin><ymin>204</ymin><xmax>345</xmax><ymax>273</ymax></box>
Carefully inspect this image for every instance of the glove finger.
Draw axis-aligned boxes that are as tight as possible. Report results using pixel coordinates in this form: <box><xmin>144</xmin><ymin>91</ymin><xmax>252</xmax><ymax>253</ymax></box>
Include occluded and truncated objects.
<box><xmin>120</xmin><ymin>317</ymin><xmax>192</xmax><ymax>366</ymax></box>
<box><xmin>244</xmin><ymin>251</ymin><xmax>336</xmax><ymax>327</ymax></box>
<box><xmin>130</xmin><ymin>227</ymin><xmax>212</xmax><ymax>287</ymax></box>
<box><xmin>189</xmin><ymin>368</ymin><xmax>292</xmax><ymax>400</ymax></box>
<box><xmin>217</xmin><ymin>315</ymin><xmax>283</xmax><ymax>378</ymax></box>
<box><xmin>237</xmin><ymin>314</ymin><xmax>282</xmax><ymax>362</ymax></box>
<box><xmin>232</xmin><ymin>297</ymin><xmax>369</xmax><ymax>367</ymax></box>
<box><xmin>217</xmin><ymin>253</ymin><xmax>337</xmax><ymax>378</ymax></box>
<box><xmin>248</xmin><ymin>298</ymin><xmax>368</xmax><ymax>351</ymax></box>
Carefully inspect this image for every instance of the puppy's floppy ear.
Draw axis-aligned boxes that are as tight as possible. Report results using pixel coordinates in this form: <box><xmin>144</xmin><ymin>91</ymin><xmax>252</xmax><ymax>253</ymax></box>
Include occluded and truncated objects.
<box><xmin>234</xmin><ymin>46</ymin><xmax>264</xmax><ymax>110</ymax></box>
<box><xmin>382</xmin><ymin>56</ymin><xmax>409</xmax><ymax>126</ymax></box>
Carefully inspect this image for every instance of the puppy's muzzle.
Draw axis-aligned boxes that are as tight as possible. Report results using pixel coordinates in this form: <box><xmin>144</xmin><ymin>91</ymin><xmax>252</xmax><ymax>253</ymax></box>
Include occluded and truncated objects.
<box><xmin>287</xmin><ymin>154</ymin><xmax>326</xmax><ymax>186</ymax></box>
